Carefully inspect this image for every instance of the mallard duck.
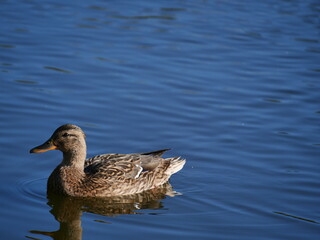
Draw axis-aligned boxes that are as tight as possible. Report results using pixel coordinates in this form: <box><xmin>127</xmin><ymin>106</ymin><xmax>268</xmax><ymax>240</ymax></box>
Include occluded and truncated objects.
<box><xmin>30</xmin><ymin>124</ymin><xmax>185</xmax><ymax>197</ymax></box>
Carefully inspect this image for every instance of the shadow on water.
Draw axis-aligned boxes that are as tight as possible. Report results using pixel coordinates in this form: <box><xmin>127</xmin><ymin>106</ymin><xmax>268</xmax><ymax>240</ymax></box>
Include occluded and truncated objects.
<box><xmin>27</xmin><ymin>183</ymin><xmax>178</xmax><ymax>240</ymax></box>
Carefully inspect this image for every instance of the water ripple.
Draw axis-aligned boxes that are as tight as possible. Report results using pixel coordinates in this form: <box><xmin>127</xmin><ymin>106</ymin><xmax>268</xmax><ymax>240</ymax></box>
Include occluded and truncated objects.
<box><xmin>17</xmin><ymin>178</ymin><xmax>47</xmax><ymax>203</ymax></box>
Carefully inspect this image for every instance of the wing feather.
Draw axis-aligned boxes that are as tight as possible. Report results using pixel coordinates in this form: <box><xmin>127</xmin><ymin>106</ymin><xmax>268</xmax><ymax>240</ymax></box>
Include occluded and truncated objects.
<box><xmin>84</xmin><ymin>153</ymin><xmax>143</xmax><ymax>179</ymax></box>
<box><xmin>84</xmin><ymin>149</ymin><xmax>170</xmax><ymax>180</ymax></box>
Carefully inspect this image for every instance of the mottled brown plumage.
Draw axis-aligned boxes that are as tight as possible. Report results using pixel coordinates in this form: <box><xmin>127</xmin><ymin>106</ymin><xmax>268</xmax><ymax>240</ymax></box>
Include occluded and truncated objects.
<box><xmin>30</xmin><ymin>124</ymin><xmax>185</xmax><ymax>197</ymax></box>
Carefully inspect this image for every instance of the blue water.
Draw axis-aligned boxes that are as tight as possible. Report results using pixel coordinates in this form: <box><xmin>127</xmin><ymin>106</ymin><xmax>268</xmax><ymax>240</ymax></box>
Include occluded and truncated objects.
<box><xmin>0</xmin><ymin>0</ymin><xmax>319</xmax><ymax>239</ymax></box>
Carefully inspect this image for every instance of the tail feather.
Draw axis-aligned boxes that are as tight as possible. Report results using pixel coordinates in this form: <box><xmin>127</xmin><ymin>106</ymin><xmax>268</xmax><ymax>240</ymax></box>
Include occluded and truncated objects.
<box><xmin>165</xmin><ymin>157</ymin><xmax>186</xmax><ymax>175</ymax></box>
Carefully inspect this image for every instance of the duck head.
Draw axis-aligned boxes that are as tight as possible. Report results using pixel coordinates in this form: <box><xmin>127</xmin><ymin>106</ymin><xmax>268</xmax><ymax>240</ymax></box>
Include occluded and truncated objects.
<box><xmin>30</xmin><ymin>124</ymin><xmax>86</xmax><ymax>154</ymax></box>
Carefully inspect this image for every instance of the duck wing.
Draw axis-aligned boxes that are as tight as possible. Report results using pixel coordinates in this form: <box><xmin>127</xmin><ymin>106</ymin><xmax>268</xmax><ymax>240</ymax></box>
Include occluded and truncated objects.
<box><xmin>84</xmin><ymin>154</ymin><xmax>142</xmax><ymax>179</ymax></box>
<box><xmin>84</xmin><ymin>149</ymin><xmax>170</xmax><ymax>179</ymax></box>
<box><xmin>140</xmin><ymin>148</ymin><xmax>170</xmax><ymax>157</ymax></box>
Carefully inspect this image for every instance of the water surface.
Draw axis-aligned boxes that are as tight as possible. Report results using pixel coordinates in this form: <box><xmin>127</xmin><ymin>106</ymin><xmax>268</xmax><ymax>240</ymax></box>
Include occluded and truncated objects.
<box><xmin>0</xmin><ymin>0</ymin><xmax>319</xmax><ymax>239</ymax></box>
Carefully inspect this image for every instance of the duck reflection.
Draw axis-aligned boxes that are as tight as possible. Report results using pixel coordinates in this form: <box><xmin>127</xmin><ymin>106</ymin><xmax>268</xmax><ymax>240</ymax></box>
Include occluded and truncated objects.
<box><xmin>28</xmin><ymin>182</ymin><xmax>178</xmax><ymax>240</ymax></box>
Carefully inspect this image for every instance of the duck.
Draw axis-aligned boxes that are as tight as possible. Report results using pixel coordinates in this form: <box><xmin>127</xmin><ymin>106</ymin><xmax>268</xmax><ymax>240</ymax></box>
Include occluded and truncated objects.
<box><xmin>30</xmin><ymin>124</ymin><xmax>185</xmax><ymax>197</ymax></box>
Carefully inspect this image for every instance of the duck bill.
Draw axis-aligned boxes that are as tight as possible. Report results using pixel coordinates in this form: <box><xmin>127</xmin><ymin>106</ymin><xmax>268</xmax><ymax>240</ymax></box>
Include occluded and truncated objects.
<box><xmin>30</xmin><ymin>139</ymin><xmax>57</xmax><ymax>153</ymax></box>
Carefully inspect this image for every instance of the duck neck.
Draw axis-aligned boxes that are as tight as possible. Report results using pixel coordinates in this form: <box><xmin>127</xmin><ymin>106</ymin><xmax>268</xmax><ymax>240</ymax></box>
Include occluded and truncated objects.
<box><xmin>62</xmin><ymin>147</ymin><xmax>86</xmax><ymax>170</ymax></box>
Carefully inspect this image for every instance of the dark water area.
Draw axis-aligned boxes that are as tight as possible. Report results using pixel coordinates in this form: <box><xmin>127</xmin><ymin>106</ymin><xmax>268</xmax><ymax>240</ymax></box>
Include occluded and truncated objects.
<box><xmin>0</xmin><ymin>0</ymin><xmax>319</xmax><ymax>239</ymax></box>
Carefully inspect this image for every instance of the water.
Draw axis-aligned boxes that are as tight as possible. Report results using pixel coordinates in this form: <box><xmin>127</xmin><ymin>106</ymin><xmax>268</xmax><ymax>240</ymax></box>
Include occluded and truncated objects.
<box><xmin>0</xmin><ymin>0</ymin><xmax>319</xmax><ymax>239</ymax></box>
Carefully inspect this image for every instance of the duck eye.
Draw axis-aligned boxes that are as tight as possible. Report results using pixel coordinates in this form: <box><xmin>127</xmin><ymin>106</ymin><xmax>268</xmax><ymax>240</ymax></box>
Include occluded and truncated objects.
<box><xmin>63</xmin><ymin>133</ymin><xmax>70</xmax><ymax>137</ymax></box>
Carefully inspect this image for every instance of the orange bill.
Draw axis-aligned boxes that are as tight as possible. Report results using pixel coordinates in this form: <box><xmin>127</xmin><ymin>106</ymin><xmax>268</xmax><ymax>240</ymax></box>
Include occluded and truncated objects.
<box><xmin>30</xmin><ymin>139</ymin><xmax>57</xmax><ymax>153</ymax></box>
